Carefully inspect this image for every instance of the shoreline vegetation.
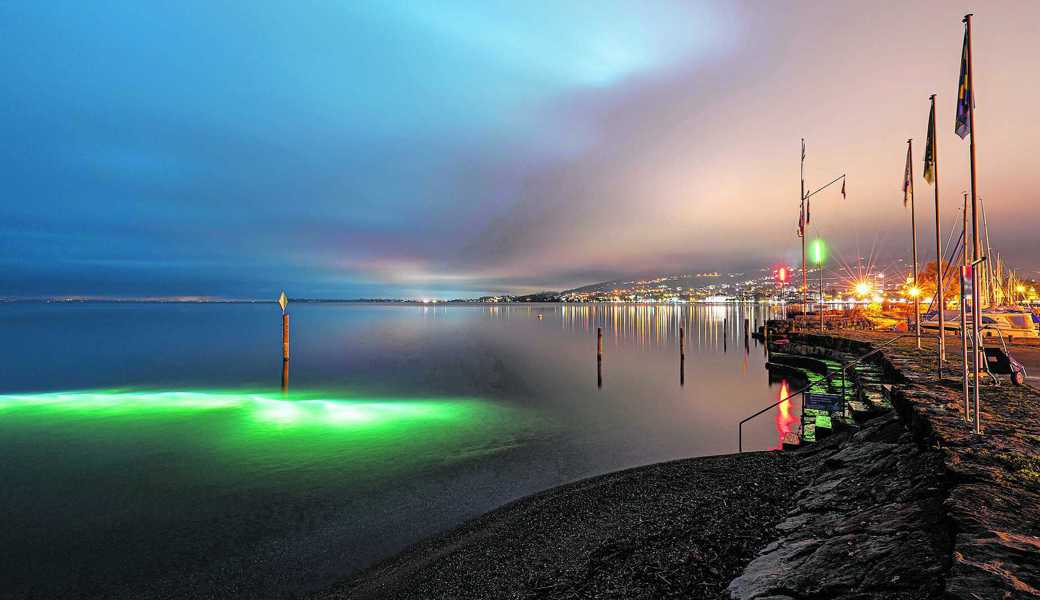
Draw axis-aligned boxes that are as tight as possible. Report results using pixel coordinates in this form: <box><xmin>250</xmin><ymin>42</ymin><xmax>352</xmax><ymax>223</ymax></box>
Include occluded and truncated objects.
<box><xmin>315</xmin><ymin>329</ymin><xmax>1039</xmax><ymax>600</ymax></box>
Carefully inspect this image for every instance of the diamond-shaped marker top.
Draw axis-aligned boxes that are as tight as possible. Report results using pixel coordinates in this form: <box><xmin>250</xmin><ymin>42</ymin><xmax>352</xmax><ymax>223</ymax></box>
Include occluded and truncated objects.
<box><xmin>277</xmin><ymin>290</ymin><xmax>288</xmax><ymax>313</ymax></box>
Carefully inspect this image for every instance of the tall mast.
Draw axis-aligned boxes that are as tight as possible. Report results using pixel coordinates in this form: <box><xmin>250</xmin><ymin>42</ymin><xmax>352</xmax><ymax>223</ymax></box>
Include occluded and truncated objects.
<box><xmin>929</xmin><ymin>94</ymin><xmax>945</xmax><ymax>371</ymax></box>
<box><xmin>981</xmin><ymin>196</ymin><xmax>995</xmax><ymax>305</ymax></box>
<box><xmin>964</xmin><ymin>13</ymin><xmax>981</xmax><ymax>435</ymax></box>
<box><xmin>961</xmin><ymin>192</ymin><xmax>969</xmax><ymax>422</ymax></box>
<box><xmin>801</xmin><ymin>139</ymin><xmax>807</xmax><ymax>310</ymax></box>
<box><xmin>908</xmin><ymin>139</ymin><xmax>921</xmax><ymax>349</ymax></box>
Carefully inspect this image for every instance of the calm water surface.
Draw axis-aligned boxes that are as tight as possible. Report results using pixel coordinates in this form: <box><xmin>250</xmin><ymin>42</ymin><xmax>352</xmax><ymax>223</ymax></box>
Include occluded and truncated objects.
<box><xmin>0</xmin><ymin>303</ymin><xmax>794</xmax><ymax>599</ymax></box>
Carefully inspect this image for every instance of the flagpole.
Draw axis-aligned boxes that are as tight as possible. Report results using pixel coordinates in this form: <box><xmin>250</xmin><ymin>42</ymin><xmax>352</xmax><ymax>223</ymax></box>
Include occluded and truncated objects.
<box><xmin>961</xmin><ymin>193</ymin><xmax>970</xmax><ymax>422</ymax></box>
<box><xmin>930</xmin><ymin>94</ymin><xmax>945</xmax><ymax>375</ymax></box>
<box><xmin>908</xmin><ymin>139</ymin><xmax>921</xmax><ymax>349</ymax></box>
<box><xmin>965</xmin><ymin>13</ymin><xmax>981</xmax><ymax>434</ymax></box>
<box><xmin>801</xmin><ymin>139</ymin><xmax>807</xmax><ymax>312</ymax></box>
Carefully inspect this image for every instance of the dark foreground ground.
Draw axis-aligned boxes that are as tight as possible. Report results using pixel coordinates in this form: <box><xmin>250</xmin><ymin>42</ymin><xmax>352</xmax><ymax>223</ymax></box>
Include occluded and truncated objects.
<box><xmin>314</xmin><ymin>452</ymin><xmax>806</xmax><ymax>600</ymax></box>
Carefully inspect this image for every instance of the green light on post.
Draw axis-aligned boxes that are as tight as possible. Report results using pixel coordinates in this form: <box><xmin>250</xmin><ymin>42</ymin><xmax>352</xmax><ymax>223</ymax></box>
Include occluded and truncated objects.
<box><xmin>811</xmin><ymin>238</ymin><xmax>827</xmax><ymax>266</ymax></box>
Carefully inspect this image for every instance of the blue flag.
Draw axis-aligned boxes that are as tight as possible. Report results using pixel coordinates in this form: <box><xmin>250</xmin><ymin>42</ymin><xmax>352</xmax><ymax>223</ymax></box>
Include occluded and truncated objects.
<box><xmin>955</xmin><ymin>25</ymin><xmax>973</xmax><ymax>139</ymax></box>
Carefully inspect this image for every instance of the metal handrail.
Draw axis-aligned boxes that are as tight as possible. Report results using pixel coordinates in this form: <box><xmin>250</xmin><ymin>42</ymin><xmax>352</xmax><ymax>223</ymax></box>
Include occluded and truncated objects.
<box><xmin>738</xmin><ymin>332</ymin><xmax>926</xmax><ymax>452</ymax></box>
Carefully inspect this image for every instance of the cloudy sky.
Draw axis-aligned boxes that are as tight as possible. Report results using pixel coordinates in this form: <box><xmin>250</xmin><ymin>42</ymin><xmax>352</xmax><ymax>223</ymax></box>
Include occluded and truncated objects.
<box><xmin>2</xmin><ymin>1</ymin><xmax>1038</xmax><ymax>299</ymax></box>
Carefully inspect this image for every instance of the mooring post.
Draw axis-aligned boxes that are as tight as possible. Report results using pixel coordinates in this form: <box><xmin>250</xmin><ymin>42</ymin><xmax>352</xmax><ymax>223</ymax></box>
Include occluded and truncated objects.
<box><xmin>679</xmin><ymin>326</ymin><xmax>685</xmax><ymax>358</ymax></box>
<box><xmin>282</xmin><ymin>312</ymin><xmax>290</xmax><ymax>361</ymax></box>
<box><xmin>597</xmin><ymin>327</ymin><xmax>603</xmax><ymax>358</ymax></box>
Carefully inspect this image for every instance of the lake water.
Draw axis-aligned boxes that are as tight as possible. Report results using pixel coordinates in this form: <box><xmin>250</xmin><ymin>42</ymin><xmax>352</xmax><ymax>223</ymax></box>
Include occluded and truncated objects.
<box><xmin>0</xmin><ymin>302</ymin><xmax>794</xmax><ymax>599</ymax></box>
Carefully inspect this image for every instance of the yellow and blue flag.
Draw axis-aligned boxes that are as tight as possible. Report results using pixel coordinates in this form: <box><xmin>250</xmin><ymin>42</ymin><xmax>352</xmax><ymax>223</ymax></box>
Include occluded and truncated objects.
<box><xmin>955</xmin><ymin>24</ymin><xmax>973</xmax><ymax>139</ymax></box>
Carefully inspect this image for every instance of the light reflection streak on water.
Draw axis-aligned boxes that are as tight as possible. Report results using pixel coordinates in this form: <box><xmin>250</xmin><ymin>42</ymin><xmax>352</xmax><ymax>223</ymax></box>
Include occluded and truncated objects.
<box><xmin>537</xmin><ymin>303</ymin><xmax>779</xmax><ymax>352</ymax></box>
<box><xmin>771</xmin><ymin>379</ymin><xmax>797</xmax><ymax>450</ymax></box>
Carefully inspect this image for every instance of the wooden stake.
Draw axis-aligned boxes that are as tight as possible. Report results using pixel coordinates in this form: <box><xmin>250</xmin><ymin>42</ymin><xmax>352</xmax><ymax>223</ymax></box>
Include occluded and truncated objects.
<box><xmin>282</xmin><ymin>313</ymin><xmax>290</xmax><ymax>361</ymax></box>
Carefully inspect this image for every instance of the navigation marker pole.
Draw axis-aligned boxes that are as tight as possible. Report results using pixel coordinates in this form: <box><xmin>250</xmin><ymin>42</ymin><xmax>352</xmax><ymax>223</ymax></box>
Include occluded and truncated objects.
<box><xmin>278</xmin><ymin>290</ymin><xmax>290</xmax><ymax>393</ymax></box>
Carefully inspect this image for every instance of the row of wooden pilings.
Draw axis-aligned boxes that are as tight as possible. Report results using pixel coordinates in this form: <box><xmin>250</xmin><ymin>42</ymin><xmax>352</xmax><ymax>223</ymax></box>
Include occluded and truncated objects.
<box><xmin>595</xmin><ymin>317</ymin><xmax>753</xmax><ymax>389</ymax></box>
<box><xmin>280</xmin><ymin>307</ymin><xmax>756</xmax><ymax>393</ymax></box>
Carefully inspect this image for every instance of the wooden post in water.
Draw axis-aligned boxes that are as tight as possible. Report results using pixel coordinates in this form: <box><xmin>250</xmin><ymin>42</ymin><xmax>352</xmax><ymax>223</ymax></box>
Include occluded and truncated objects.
<box><xmin>278</xmin><ymin>290</ymin><xmax>290</xmax><ymax>395</ymax></box>
<box><xmin>596</xmin><ymin>327</ymin><xmax>603</xmax><ymax>389</ymax></box>
<box><xmin>679</xmin><ymin>326</ymin><xmax>685</xmax><ymax>386</ymax></box>
<box><xmin>277</xmin><ymin>290</ymin><xmax>290</xmax><ymax>359</ymax></box>
<box><xmin>282</xmin><ymin>313</ymin><xmax>290</xmax><ymax>361</ymax></box>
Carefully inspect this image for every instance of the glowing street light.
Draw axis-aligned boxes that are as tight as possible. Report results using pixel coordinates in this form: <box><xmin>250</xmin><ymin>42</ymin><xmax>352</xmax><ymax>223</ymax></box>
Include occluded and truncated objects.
<box><xmin>854</xmin><ymin>281</ymin><xmax>872</xmax><ymax>298</ymax></box>
<box><xmin>908</xmin><ymin>286</ymin><xmax>921</xmax><ymax>298</ymax></box>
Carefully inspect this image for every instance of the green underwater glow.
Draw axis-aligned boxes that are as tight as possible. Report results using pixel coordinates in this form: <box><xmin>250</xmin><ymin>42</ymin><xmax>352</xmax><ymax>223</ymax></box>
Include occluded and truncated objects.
<box><xmin>0</xmin><ymin>389</ymin><xmax>480</xmax><ymax>428</ymax></box>
<box><xmin>0</xmin><ymin>389</ymin><xmax>545</xmax><ymax>485</ymax></box>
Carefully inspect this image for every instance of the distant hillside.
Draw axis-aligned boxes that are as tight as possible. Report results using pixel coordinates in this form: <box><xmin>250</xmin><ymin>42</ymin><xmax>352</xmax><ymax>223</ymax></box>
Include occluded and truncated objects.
<box><xmin>563</xmin><ymin>272</ymin><xmax>725</xmax><ymax>294</ymax></box>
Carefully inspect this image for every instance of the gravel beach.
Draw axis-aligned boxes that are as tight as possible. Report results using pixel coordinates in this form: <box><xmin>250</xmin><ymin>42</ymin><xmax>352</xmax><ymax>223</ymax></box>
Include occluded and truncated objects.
<box><xmin>314</xmin><ymin>451</ymin><xmax>806</xmax><ymax>600</ymax></box>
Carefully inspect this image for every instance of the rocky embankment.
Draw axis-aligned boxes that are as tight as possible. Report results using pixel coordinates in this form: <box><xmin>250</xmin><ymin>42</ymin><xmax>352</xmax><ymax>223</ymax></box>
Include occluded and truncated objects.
<box><xmin>728</xmin><ymin>412</ymin><xmax>950</xmax><ymax>599</ymax></box>
<box><xmin>729</xmin><ymin>331</ymin><xmax>1039</xmax><ymax>599</ymax></box>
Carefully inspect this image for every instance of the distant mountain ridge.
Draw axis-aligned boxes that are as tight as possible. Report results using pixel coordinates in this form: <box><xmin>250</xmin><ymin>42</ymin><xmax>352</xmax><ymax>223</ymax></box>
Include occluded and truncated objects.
<box><xmin>563</xmin><ymin>271</ymin><xmax>725</xmax><ymax>295</ymax></box>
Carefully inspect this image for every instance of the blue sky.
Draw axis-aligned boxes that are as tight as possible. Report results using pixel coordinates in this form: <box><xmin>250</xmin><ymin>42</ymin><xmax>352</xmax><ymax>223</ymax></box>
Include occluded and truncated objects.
<box><xmin>2</xmin><ymin>2</ymin><xmax>1038</xmax><ymax>298</ymax></box>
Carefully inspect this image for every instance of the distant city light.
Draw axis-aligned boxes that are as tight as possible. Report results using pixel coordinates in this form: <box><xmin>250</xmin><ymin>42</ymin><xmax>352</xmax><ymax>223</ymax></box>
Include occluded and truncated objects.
<box><xmin>854</xmin><ymin>281</ymin><xmax>872</xmax><ymax>297</ymax></box>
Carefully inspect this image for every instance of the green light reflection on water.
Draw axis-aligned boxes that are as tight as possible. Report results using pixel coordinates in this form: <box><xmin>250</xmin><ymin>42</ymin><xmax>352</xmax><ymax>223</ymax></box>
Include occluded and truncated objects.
<box><xmin>0</xmin><ymin>389</ymin><xmax>484</xmax><ymax>426</ymax></box>
<box><xmin>0</xmin><ymin>389</ymin><xmax>544</xmax><ymax>487</ymax></box>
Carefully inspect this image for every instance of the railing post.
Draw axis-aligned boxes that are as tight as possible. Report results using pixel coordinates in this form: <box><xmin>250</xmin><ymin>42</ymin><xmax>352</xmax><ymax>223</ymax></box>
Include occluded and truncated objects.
<box><xmin>841</xmin><ymin>361</ymin><xmax>847</xmax><ymax>416</ymax></box>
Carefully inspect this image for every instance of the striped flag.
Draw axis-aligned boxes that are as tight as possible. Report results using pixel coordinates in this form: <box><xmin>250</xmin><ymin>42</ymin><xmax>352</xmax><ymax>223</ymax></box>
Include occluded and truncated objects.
<box><xmin>923</xmin><ymin>101</ymin><xmax>936</xmax><ymax>184</ymax></box>
<box><xmin>955</xmin><ymin>24</ymin><xmax>973</xmax><ymax>139</ymax></box>
<box><xmin>903</xmin><ymin>142</ymin><xmax>913</xmax><ymax>207</ymax></box>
